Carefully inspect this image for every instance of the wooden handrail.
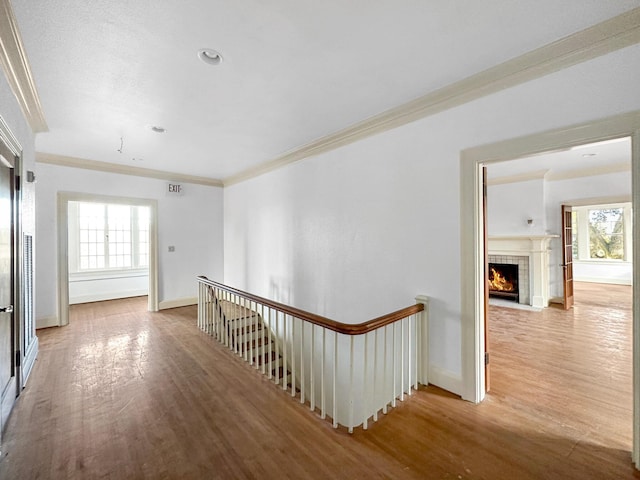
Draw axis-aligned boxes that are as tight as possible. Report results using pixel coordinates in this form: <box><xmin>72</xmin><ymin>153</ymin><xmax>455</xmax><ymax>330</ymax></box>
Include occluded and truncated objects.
<box><xmin>198</xmin><ymin>276</ymin><xmax>424</xmax><ymax>335</ymax></box>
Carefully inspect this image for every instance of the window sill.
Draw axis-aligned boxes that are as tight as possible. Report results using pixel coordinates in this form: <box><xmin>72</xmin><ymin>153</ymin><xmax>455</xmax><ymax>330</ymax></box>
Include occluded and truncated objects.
<box><xmin>573</xmin><ymin>259</ymin><xmax>631</xmax><ymax>266</ymax></box>
<box><xmin>70</xmin><ymin>268</ymin><xmax>149</xmax><ymax>282</ymax></box>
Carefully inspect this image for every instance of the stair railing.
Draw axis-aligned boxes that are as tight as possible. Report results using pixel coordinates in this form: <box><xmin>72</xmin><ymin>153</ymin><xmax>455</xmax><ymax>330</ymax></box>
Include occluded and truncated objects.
<box><xmin>197</xmin><ymin>275</ymin><xmax>429</xmax><ymax>432</ymax></box>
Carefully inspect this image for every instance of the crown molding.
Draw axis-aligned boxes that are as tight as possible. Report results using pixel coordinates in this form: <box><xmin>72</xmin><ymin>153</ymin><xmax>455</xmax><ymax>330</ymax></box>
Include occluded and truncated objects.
<box><xmin>563</xmin><ymin>195</ymin><xmax>631</xmax><ymax>207</ymax></box>
<box><xmin>36</xmin><ymin>152</ymin><xmax>224</xmax><ymax>187</ymax></box>
<box><xmin>487</xmin><ymin>169</ymin><xmax>549</xmax><ymax>186</ymax></box>
<box><xmin>488</xmin><ymin>161</ymin><xmax>631</xmax><ymax>185</ymax></box>
<box><xmin>0</xmin><ymin>0</ymin><xmax>47</xmax><ymax>133</ymax></box>
<box><xmin>546</xmin><ymin>161</ymin><xmax>631</xmax><ymax>181</ymax></box>
<box><xmin>224</xmin><ymin>7</ymin><xmax>640</xmax><ymax>186</ymax></box>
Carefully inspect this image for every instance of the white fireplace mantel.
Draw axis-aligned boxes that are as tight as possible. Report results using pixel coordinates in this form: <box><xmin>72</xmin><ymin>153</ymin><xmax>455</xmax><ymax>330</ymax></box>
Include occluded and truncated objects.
<box><xmin>488</xmin><ymin>235</ymin><xmax>559</xmax><ymax>308</ymax></box>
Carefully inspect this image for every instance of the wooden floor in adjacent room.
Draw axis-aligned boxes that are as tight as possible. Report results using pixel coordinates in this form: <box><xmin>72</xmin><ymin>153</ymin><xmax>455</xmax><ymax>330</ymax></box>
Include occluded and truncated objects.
<box><xmin>0</xmin><ymin>283</ymin><xmax>637</xmax><ymax>479</ymax></box>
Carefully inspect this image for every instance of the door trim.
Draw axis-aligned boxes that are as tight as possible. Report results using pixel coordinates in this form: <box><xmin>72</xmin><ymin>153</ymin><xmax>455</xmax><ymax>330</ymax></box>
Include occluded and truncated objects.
<box><xmin>0</xmin><ymin>116</ymin><xmax>25</xmax><ymax>397</ymax></box>
<box><xmin>56</xmin><ymin>192</ymin><xmax>159</xmax><ymax>326</ymax></box>
<box><xmin>460</xmin><ymin>110</ymin><xmax>640</xmax><ymax>466</ymax></box>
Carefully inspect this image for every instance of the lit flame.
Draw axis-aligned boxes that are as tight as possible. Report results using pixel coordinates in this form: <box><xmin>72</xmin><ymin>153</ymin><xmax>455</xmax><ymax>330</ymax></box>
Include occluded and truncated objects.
<box><xmin>489</xmin><ymin>267</ymin><xmax>515</xmax><ymax>292</ymax></box>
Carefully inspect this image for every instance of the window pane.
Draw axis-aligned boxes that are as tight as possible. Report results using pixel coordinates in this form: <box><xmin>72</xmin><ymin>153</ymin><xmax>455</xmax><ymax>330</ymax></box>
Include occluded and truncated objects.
<box><xmin>571</xmin><ymin>211</ymin><xmax>578</xmax><ymax>259</ymax></box>
<box><xmin>588</xmin><ymin>208</ymin><xmax>624</xmax><ymax>259</ymax></box>
<box><xmin>76</xmin><ymin>202</ymin><xmax>149</xmax><ymax>272</ymax></box>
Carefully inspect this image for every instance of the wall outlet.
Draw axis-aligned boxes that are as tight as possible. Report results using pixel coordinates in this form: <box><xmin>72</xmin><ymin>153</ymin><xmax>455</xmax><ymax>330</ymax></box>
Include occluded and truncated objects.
<box><xmin>168</xmin><ymin>246</ymin><xmax>175</xmax><ymax>252</ymax></box>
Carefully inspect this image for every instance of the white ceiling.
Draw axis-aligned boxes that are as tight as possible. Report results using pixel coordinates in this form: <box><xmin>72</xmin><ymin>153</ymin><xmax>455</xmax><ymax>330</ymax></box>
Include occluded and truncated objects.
<box><xmin>11</xmin><ymin>1</ymin><xmax>640</xmax><ymax>180</ymax></box>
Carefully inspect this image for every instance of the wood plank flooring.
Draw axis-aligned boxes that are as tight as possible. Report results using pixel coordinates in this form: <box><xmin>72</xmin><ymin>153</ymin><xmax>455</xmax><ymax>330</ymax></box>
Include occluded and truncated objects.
<box><xmin>0</xmin><ymin>284</ymin><xmax>638</xmax><ymax>479</ymax></box>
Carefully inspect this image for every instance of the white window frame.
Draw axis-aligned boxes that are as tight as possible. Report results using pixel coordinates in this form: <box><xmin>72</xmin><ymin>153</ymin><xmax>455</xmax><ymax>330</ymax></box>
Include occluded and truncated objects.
<box><xmin>572</xmin><ymin>202</ymin><xmax>632</xmax><ymax>263</ymax></box>
<box><xmin>68</xmin><ymin>201</ymin><xmax>150</xmax><ymax>275</ymax></box>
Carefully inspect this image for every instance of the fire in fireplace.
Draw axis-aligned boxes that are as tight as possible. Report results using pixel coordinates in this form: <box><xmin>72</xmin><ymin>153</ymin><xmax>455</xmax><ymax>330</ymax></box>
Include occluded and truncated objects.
<box><xmin>488</xmin><ymin>263</ymin><xmax>519</xmax><ymax>302</ymax></box>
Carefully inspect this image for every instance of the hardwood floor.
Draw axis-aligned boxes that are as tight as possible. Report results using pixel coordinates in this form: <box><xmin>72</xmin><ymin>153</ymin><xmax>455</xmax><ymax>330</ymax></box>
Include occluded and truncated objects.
<box><xmin>0</xmin><ymin>284</ymin><xmax>638</xmax><ymax>479</ymax></box>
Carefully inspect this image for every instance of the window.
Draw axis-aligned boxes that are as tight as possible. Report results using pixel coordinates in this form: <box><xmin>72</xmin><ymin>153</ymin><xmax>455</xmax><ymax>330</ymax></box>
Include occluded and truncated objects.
<box><xmin>71</xmin><ymin>201</ymin><xmax>150</xmax><ymax>272</ymax></box>
<box><xmin>588</xmin><ymin>208</ymin><xmax>624</xmax><ymax>260</ymax></box>
<box><xmin>571</xmin><ymin>203</ymin><xmax>631</xmax><ymax>262</ymax></box>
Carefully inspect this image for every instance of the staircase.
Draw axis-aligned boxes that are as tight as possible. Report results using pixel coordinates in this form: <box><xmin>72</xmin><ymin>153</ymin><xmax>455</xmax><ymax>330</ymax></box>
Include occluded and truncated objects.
<box><xmin>216</xmin><ymin>296</ymin><xmax>293</xmax><ymax>388</ymax></box>
<box><xmin>198</xmin><ymin>276</ymin><xmax>428</xmax><ymax>432</ymax></box>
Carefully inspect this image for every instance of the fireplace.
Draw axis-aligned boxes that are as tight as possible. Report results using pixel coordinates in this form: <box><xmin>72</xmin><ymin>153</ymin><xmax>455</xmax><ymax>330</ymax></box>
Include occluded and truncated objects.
<box><xmin>488</xmin><ymin>263</ymin><xmax>519</xmax><ymax>302</ymax></box>
<box><xmin>488</xmin><ymin>236</ymin><xmax>557</xmax><ymax>308</ymax></box>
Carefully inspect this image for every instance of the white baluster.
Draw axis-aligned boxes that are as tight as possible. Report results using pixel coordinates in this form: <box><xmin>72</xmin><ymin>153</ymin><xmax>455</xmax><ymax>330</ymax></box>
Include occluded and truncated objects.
<box><xmin>310</xmin><ymin>325</ymin><xmax>315</xmax><ymax>412</ymax></box>
<box><xmin>211</xmin><ymin>287</ymin><xmax>218</xmax><ymax>339</ymax></box>
<box><xmin>275</xmin><ymin>310</ymin><xmax>280</xmax><ymax>385</ymax></box>
<box><xmin>408</xmin><ymin>315</ymin><xmax>413</xmax><ymax>395</ymax></box>
<box><xmin>349</xmin><ymin>335</ymin><xmax>354</xmax><ymax>433</ymax></box>
<box><xmin>253</xmin><ymin>301</ymin><xmax>258</xmax><ymax>368</ymax></box>
<box><xmin>256</xmin><ymin>303</ymin><xmax>269</xmax><ymax>375</ymax></box>
<box><xmin>261</xmin><ymin>303</ymin><xmax>266</xmax><ymax>374</ymax></box>
<box><xmin>300</xmin><ymin>319</ymin><xmax>305</xmax><ymax>404</ymax></box>
<box><xmin>392</xmin><ymin>322</ymin><xmax>397</xmax><ymax>408</ymax></box>
<box><xmin>383</xmin><ymin>325</ymin><xmax>388</xmax><ymax>415</ymax></box>
<box><xmin>227</xmin><ymin>294</ymin><xmax>238</xmax><ymax>353</ymax></box>
<box><xmin>197</xmin><ymin>282</ymin><xmax>202</xmax><ymax>330</ymax></box>
<box><xmin>373</xmin><ymin>329</ymin><xmax>378</xmax><ymax>422</ymax></box>
<box><xmin>291</xmin><ymin>316</ymin><xmax>296</xmax><ymax>397</ymax></box>
<box><xmin>400</xmin><ymin>318</ymin><xmax>405</xmax><ymax>402</ymax></box>
<box><xmin>266</xmin><ymin>306</ymin><xmax>272</xmax><ymax>378</ymax></box>
<box><xmin>363</xmin><ymin>332</ymin><xmax>368</xmax><ymax>430</ymax></box>
<box><xmin>333</xmin><ymin>331</ymin><xmax>337</xmax><ymax>428</ymax></box>
<box><xmin>243</xmin><ymin>297</ymin><xmax>248</xmax><ymax>362</ymax></box>
<box><xmin>282</xmin><ymin>313</ymin><xmax>287</xmax><ymax>391</ymax></box>
<box><xmin>415</xmin><ymin>312</ymin><xmax>420</xmax><ymax>390</ymax></box>
<box><xmin>321</xmin><ymin>327</ymin><xmax>326</xmax><ymax>419</ymax></box>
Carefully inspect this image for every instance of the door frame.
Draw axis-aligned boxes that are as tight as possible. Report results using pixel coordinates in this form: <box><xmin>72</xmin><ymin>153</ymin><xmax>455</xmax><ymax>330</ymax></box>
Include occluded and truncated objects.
<box><xmin>460</xmin><ymin>110</ymin><xmax>640</xmax><ymax>466</ymax></box>
<box><xmin>56</xmin><ymin>192</ymin><xmax>159</xmax><ymax>326</ymax></box>
<box><xmin>0</xmin><ymin>116</ymin><xmax>21</xmax><ymax>437</ymax></box>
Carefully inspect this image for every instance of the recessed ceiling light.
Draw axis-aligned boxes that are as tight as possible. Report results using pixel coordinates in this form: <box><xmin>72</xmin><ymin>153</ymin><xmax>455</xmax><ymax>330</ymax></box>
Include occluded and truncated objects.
<box><xmin>198</xmin><ymin>48</ymin><xmax>223</xmax><ymax>66</ymax></box>
<box><xmin>150</xmin><ymin>126</ymin><xmax>166</xmax><ymax>133</ymax></box>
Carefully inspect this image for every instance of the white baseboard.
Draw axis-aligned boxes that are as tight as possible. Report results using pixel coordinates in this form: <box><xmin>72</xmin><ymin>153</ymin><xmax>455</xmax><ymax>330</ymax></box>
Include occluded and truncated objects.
<box><xmin>574</xmin><ymin>276</ymin><xmax>632</xmax><ymax>286</ymax></box>
<box><xmin>428</xmin><ymin>365</ymin><xmax>463</xmax><ymax>396</ymax></box>
<box><xmin>69</xmin><ymin>290</ymin><xmax>149</xmax><ymax>305</ymax></box>
<box><xmin>159</xmin><ymin>297</ymin><xmax>198</xmax><ymax>310</ymax></box>
<box><xmin>36</xmin><ymin>316</ymin><xmax>59</xmax><ymax>329</ymax></box>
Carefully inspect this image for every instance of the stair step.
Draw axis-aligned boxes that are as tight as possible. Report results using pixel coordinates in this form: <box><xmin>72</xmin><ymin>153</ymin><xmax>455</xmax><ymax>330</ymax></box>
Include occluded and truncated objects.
<box><xmin>211</xmin><ymin>299</ymin><xmax>295</xmax><ymax>388</ymax></box>
<box><xmin>227</xmin><ymin>314</ymin><xmax>261</xmax><ymax>327</ymax></box>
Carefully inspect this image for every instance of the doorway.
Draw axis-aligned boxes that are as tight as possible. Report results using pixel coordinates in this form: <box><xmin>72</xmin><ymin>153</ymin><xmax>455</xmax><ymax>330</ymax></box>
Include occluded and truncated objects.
<box><xmin>482</xmin><ymin>138</ymin><xmax>632</xmax><ymax>449</ymax></box>
<box><xmin>56</xmin><ymin>193</ymin><xmax>159</xmax><ymax>326</ymax></box>
<box><xmin>67</xmin><ymin>201</ymin><xmax>151</xmax><ymax>305</ymax></box>
<box><xmin>460</xmin><ymin>111</ymin><xmax>640</xmax><ymax>466</ymax></box>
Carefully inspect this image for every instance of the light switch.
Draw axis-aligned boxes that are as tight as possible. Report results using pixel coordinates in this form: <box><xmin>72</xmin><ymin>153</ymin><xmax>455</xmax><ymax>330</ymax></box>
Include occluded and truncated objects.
<box><xmin>168</xmin><ymin>246</ymin><xmax>175</xmax><ymax>252</ymax></box>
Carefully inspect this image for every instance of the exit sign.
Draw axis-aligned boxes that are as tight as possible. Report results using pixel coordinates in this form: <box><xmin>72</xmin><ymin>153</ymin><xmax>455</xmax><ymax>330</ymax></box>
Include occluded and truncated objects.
<box><xmin>167</xmin><ymin>183</ymin><xmax>184</xmax><ymax>196</ymax></box>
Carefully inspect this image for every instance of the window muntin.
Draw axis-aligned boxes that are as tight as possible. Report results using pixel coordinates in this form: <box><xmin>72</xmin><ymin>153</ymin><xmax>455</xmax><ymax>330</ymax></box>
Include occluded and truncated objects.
<box><xmin>570</xmin><ymin>203</ymin><xmax>631</xmax><ymax>263</ymax></box>
<box><xmin>75</xmin><ymin>202</ymin><xmax>149</xmax><ymax>272</ymax></box>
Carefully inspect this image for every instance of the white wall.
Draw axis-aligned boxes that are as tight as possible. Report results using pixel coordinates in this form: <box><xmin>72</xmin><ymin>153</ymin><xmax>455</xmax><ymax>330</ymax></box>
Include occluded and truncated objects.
<box><xmin>224</xmin><ymin>44</ymin><xmax>640</xmax><ymax>395</ymax></box>
<box><xmin>69</xmin><ymin>273</ymin><xmax>148</xmax><ymax>304</ymax></box>
<box><xmin>545</xmin><ymin>171</ymin><xmax>632</xmax><ymax>296</ymax></box>
<box><xmin>487</xmin><ymin>179</ymin><xmax>546</xmax><ymax>235</ymax></box>
<box><xmin>35</xmin><ymin>164</ymin><xmax>224</xmax><ymax>326</ymax></box>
